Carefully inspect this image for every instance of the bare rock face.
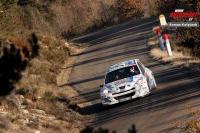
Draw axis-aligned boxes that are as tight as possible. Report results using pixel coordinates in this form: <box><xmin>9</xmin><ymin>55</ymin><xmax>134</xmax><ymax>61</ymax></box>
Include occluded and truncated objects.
<box><xmin>20</xmin><ymin>105</ymin><xmax>27</xmax><ymax>109</ymax></box>
<box><xmin>23</xmin><ymin>109</ymin><xmax>29</xmax><ymax>114</ymax></box>
<box><xmin>19</xmin><ymin>95</ymin><xmax>24</xmax><ymax>99</ymax></box>
<box><xmin>34</xmin><ymin>130</ymin><xmax>40</xmax><ymax>133</ymax></box>
<box><xmin>0</xmin><ymin>112</ymin><xmax>8</xmax><ymax>115</ymax></box>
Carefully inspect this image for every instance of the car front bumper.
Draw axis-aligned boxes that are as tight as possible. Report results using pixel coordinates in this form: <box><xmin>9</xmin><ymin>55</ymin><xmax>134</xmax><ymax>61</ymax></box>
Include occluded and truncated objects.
<box><xmin>101</xmin><ymin>85</ymin><xmax>150</xmax><ymax>106</ymax></box>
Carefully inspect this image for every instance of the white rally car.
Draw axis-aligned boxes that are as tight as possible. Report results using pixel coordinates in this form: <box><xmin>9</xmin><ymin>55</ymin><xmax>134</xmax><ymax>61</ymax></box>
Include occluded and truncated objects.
<box><xmin>100</xmin><ymin>59</ymin><xmax>157</xmax><ymax>106</ymax></box>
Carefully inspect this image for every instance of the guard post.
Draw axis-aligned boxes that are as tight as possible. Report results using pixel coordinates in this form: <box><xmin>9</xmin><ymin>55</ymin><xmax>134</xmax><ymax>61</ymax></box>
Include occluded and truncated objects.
<box><xmin>163</xmin><ymin>34</ymin><xmax>172</xmax><ymax>56</ymax></box>
<box><xmin>157</xmin><ymin>28</ymin><xmax>165</xmax><ymax>51</ymax></box>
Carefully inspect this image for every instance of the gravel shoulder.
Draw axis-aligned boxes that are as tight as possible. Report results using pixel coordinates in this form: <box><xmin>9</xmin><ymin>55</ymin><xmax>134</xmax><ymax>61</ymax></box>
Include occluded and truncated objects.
<box><xmin>57</xmin><ymin>42</ymin><xmax>93</xmax><ymax>107</ymax></box>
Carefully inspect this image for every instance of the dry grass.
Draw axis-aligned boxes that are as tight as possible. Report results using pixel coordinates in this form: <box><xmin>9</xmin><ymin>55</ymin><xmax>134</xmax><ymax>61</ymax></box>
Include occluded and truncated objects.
<box><xmin>43</xmin><ymin>91</ymin><xmax>57</xmax><ymax>103</ymax></box>
<box><xmin>0</xmin><ymin>33</ymin><xmax>92</xmax><ymax>132</ymax></box>
<box><xmin>0</xmin><ymin>116</ymin><xmax>11</xmax><ymax>131</ymax></box>
<box><xmin>150</xmin><ymin>48</ymin><xmax>200</xmax><ymax>69</ymax></box>
<box><xmin>148</xmin><ymin>0</ymin><xmax>160</xmax><ymax>16</ymax></box>
<box><xmin>172</xmin><ymin>105</ymin><xmax>200</xmax><ymax>133</ymax></box>
<box><xmin>42</xmin><ymin>121</ymin><xmax>61</xmax><ymax>132</ymax></box>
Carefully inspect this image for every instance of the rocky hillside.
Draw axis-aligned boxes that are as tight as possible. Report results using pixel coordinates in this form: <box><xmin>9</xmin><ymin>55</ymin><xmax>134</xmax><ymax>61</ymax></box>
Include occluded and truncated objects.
<box><xmin>0</xmin><ymin>0</ymin><xmax>146</xmax><ymax>132</ymax></box>
<box><xmin>0</xmin><ymin>0</ymin><xmax>145</xmax><ymax>39</ymax></box>
<box><xmin>0</xmin><ymin>32</ymin><xmax>92</xmax><ymax>132</ymax></box>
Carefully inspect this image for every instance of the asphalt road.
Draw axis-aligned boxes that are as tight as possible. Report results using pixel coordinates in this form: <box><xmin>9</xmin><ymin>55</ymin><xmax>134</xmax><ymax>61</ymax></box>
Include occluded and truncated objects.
<box><xmin>67</xmin><ymin>17</ymin><xmax>200</xmax><ymax>133</ymax></box>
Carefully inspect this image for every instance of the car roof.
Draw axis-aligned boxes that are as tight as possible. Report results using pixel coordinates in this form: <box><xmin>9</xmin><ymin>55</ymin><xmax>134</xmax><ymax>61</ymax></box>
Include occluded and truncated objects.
<box><xmin>107</xmin><ymin>59</ymin><xmax>139</xmax><ymax>73</ymax></box>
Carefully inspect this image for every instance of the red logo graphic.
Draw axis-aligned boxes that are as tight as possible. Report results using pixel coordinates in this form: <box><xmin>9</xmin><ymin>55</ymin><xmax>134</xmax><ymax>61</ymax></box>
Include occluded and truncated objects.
<box><xmin>170</xmin><ymin>12</ymin><xmax>198</xmax><ymax>18</ymax></box>
<box><xmin>169</xmin><ymin>9</ymin><xmax>198</xmax><ymax>21</ymax></box>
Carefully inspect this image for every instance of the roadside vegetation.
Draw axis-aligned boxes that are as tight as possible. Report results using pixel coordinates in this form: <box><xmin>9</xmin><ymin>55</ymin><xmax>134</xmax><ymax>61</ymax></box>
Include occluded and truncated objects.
<box><xmin>148</xmin><ymin>0</ymin><xmax>200</xmax><ymax>132</ymax></box>
<box><xmin>0</xmin><ymin>0</ymin><xmax>145</xmax><ymax>39</ymax></box>
<box><xmin>0</xmin><ymin>31</ymin><xmax>92</xmax><ymax>132</ymax></box>
<box><xmin>149</xmin><ymin>0</ymin><xmax>200</xmax><ymax>59</ymax></box>
<box><xmin>172</xmin><ymin>105</ymin><xmax>200</xmax><ymax>133</ymax></box>
<box><xmin>0</xmin><ymin>0</ymin><xmax>145</xmax><ymax>132</ymax></box>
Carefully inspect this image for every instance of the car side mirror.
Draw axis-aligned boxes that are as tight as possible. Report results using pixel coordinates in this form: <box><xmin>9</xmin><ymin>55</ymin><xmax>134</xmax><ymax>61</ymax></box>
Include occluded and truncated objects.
<box><xmin>144</xmin><ymin>71</ymin><xmax>148</xmax><ymax>76</ymax></box>
<box><xmin>100</xmin><ymin>85</ymin><xmax>103</xmax><ymax>87</ymax></box>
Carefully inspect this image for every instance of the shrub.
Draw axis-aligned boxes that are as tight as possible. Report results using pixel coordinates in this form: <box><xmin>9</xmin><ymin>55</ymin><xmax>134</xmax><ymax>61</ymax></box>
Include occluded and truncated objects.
<box><xmin>21</xmin><ymin>99</ymin><xmax>29</xmax><ymax>105</ymax></box>
<box><xmin>0</xmin><ymin>116</ymin><xmax>11</xmax><ymax>131</ymax></box>
<box><xmin>42</xmin><ymin>47</ymin><xmax>68</xmax><ymax>64</ymax></box>
<box><xmin>43</xmin><ymin>72</ymin><xmax>57</xmax><ymax>84</ymax></box>
<box><xmin>27</xmin><ymin>119</ymin><xmax>39</xmax><ymax>129</ymax></box>
<box><xmin>15</xmin><ymin>87</ymin><xmax>29</xmax><ymax>95</ymax></box>
<box><xmin>42</xmin><ymin>121</ymin><xmax>61</xmax><ymax>131</ymax></box>
<box><xmin>173</xmin><ymin>105</ymin><xmax>200</xmax><ymax>132</ymax></box>
<box><xmin>51</xmin><ymin>108</ymin><xmax>67</xmax><ymax>121</ymax></box>
<box><xmin>28</xmin><ymin>60</ymin><xmax>49</xmax><ymax>75</ymax></box>
<box><xmin>43</xmin><ymin>91</ymin><xmax>57</xmax><ymax>103</ymax></box>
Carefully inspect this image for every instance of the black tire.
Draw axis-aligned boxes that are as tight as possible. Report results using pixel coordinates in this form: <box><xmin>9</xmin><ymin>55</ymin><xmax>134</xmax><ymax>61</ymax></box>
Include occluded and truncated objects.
<box><xmin>103</xmin><ymin>105</ymin><xmax>112</xmax><ymax>110</ymax></box>
<box><xmin>151</xmin><ymin>72</ymin><xmax>157</xmax><ymax>90</ymax></box>
<box><xmin>152</xmin><ymin>76</ymin><xmax>157</xmax><ymax>90</ymax></box>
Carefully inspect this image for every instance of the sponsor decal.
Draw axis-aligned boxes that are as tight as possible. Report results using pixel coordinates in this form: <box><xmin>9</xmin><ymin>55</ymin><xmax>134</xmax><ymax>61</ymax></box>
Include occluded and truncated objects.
<box><xmin>101</xmin><ymin>94</ymin><xmax>107</xmax><ymax>98</ymax></box>
<box><xmin>142</xmin><ymin>87</ymin><xmax>148</xmax><ymax>94</ymax></box>
<box><xmin>140</xmin><ymin>81</ymin><xmax>146</xmax><ymax>85</ymax></box>
<box><xmin>114</xmin><ymin>79</ymin><xmax>126</xmax><ymax>86</ymax></box>
<box><xmin>128</xmin><ymin>60</ymin><xmax>132</xmax><ymax>65</ymax></box>
<box><xmin>119</xmin><ymin>97</ymin><xmax>132</xmax><ymax>102</ymax></box>
<box><xmin>120</xmin><ymin>89</ymin><xmax>126</xmax><ymax>92</ymax></box>
<box><xmin>107</xmin><ymin>85</ymin><xmax>114</xmax><ymax>90</ymax></box>
<box><xmin>125</xmin><ymin>61</ymin><xmax>129</xmax><ymax>66</ymax></box>
<box><xmin>137</xmin><ymin>78</ymin><xmax>147</xmax><ymax>87</ymax></box>
<box><xmin>114</xmin><ymin>76</ymin><xmax>134</xmax><ymax>86</ymax></box>
<box><xmin>129</xmin><ymin>76</ymin><xmax>133</xmax><ymax>82</ymax></box>
<box><xmin>118</xmin><ymin>63</ymin><xmax>125</xmax><ymax>69</ymax></box>
<box><xmin>109</xmin><ymin>64</ymin><xmax>118</xmax><ymax>71</ymax></box>
<box><xmin>138</xmin><ymin>77</ymin><xmax>144</xmax><ymax>82</ymax></box>
<box><xmin>142</xmin><ymin>87</ymin><xmax>147</xmax><ymax>91</ymax></box>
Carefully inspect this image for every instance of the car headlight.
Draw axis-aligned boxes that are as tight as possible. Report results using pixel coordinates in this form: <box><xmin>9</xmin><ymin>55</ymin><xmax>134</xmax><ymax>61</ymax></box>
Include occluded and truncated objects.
<box><xmin>103</xmin><ymin>89</ymin><xmax>108</xmax><ymax>94</ymax></box>
<box><xmin>102</xmin><ymin>88</ymin><xmax>112</xmax><ymax>94</ymax></box>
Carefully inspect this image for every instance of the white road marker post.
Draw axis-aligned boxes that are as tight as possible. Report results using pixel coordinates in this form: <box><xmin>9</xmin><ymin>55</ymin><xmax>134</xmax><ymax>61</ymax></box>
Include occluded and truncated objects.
<box><xmin>157</xmin><ymin>28</ymin><xmax>165</xmax><ymax>51</ymax></box>
<box><xmin>163</xmin><ymin>34</ymin><xmax>172</xmax><ymax>56</ymax></box>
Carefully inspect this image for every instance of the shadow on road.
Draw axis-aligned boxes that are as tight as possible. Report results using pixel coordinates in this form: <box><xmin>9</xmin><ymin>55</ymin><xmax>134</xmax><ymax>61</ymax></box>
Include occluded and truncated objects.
<box><xmin>76</xmin><ymin>66</ymin><xmax>200</xmax><ymax>127</ymax></box>
<box><xmin>66</xmin><ymin>17</ymin><xmax>200</xmax><ymax>131</ymax></box>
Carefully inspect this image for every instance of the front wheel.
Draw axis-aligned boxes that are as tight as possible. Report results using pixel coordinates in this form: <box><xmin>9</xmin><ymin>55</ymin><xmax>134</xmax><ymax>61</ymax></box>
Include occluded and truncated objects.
<box><xmin>103</xmin><ymin>105</ymin><xmax>111</xmax><ymax>110</ymax></box>
<box><xmin>152</xmin><ymin>76</ymin><xmax>157</xmax><ymax>90</ymax></box>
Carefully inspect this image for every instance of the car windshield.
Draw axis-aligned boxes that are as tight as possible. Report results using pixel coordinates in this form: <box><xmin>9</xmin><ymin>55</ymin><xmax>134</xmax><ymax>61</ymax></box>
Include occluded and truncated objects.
<box><xmin>105</xmin><ymin>65</ymin><xmax>140</xmax><ymax>84</ymax></box>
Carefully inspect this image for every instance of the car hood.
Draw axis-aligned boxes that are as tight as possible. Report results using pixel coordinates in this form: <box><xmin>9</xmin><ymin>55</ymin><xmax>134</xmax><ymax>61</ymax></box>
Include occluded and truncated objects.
<box><xmin>103</xmin><ymin>75</ymin><xmax>142</xmax><ymax>94</ymax></box>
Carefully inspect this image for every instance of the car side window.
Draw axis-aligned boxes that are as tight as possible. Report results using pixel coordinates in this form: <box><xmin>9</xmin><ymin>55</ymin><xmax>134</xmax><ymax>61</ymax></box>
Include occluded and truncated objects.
<box><xmin>137</xmin><ymin>62</ymin><xmax>145</xmax><ymax>74</ymax></box>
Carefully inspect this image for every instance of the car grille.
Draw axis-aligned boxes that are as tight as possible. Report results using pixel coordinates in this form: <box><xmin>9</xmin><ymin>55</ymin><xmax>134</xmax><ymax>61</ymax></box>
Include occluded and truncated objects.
<box><xmin>114</xmin><ymin>91</ymin><xmax>135</xmax><ymax>100</ymax></box>
<box><xmin>113</xmin><ymin>87</ymin><xmax>135</xmax><ymax>95</ymax></box>
<box><xmin>119</xmin><ymin>86</ymin><xmax>125</xmax><ymax>89</ymax></box>
<box><xmin>102</xmin><ymin>98</ymin><xmax>111</xmax><ymax>102</ymax></box>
